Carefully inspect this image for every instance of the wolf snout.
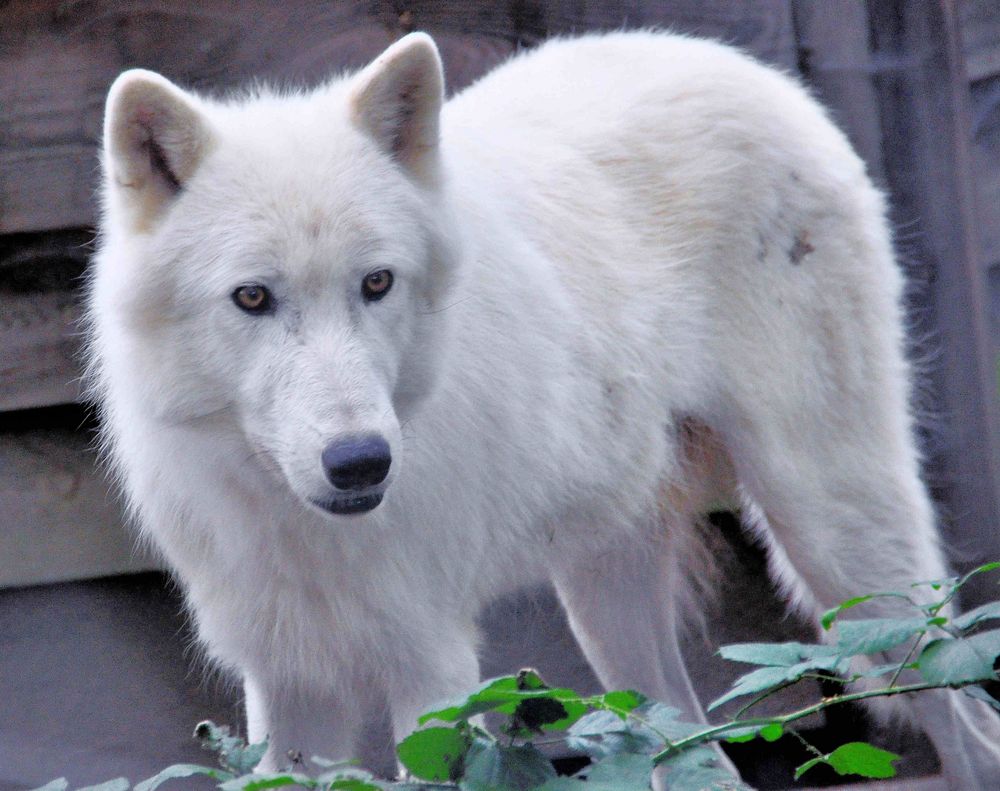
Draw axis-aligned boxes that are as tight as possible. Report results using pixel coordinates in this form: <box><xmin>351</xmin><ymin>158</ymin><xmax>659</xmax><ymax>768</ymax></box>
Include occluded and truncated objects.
<box><xmin>321</xmin><ymin>434</ymin><xmax>392</xmax><ymax>491</ymax></box>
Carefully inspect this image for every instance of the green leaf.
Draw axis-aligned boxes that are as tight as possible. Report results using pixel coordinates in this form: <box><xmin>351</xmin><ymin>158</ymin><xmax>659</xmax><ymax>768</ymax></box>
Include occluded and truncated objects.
<box><xmin>718</xmin><ymin>641</ymin><xmax>839</xmax><ymax>667</ymax></box>
<box><xmin>225</xmin><ymin>742</ymin><xmax>269</xmax><ymax>776</ymax></box>
<box><xmin>514</xmin><ymin>669</ymin><xmax>547</xmax><ymax>690</ymax></box>
<box><xmin>634</xmin><ymin>702</ymin><xmax>703</xmax><ymax>741</ymax></box>
<box><xmin>707</xmin><ymin>664</ymin><xmax>808</xmax><ymax>712</ymax></box>
<box><xmin>193</xmin><ymin>722</ymin><xmax>268</xmax><ymax>776</ymax></box>
<box><xmin>795</xmin><ymin>742</ymin><xmax>900</xmax><ymax>781</ymax></box>
<box><xmin>723</xmin><ymin>728</ymin><xmax>757</xmax><ymax>744</ymax></box>
<box><xmin>219</xmin><ymin>774</ymin><xmax>317</xmax><ymax>791</ymax></box>
<box><xmin>327</xmin><ymin>781</ymin><xmax>383</xmax><ymax>791</ymax></box>
<box><xmin>566</xmin><ymin>703</ymin><xmax>699</xmax><ymax>758</ymax></box>
<box><xmin>397</xmin><ymin>727</ymin><xmax>471</xmax><ymax>782</ymax></box>
<box><xmin>419</xmin><ymin>675</ymin><xmax>584</xmax><ymax>725</ymax></box>
<box><xmin>77</xmin><ymin>781</ymin><xmax>130</xmax><ymax>791</ymax></box>
<box><xmin>835</xmin><ymin>616</ymin><xmax>929</xmax><ymax>656</ymax></box>
<box><xmin>794</xmin><ymin>756</ymin><xmax>826</xmax><ymax>780</ymax></box>
<box><xmin>821</xmin><ymin>596</ymin><xmax>874</xmax><ymax>629</ymax></box>
<box><xmin>583</xmin><ymin>753</ymin><xmax>653</xmax><ymax>790</ymax></box>
<box><xmin>315</xmin><ymin>766</ymin><xmax>379</xmax><ymax>787</ymax></box>
<box><xmin>510</xmin><ymin>696</ymin><xmax>588</xmax><ymax>733</ymax></box>
<box><xmin>658</xmin><ymin>746</ymin><xmax>752</xmax><ymax>790</ymax></box>
<box><xmin>597</xmin><ymin>690</ymin><xmax>645</xmax><ymax>717</ymax></box>
<box><xmin>760</xmin><ymin>723</ymin><xmax>783</xmax><ymax>742</ymax></box>
<box><xmin>566</xmin><ymin>710</ymin><xmax>653</xmax><ymax>758</ymax></box>
<box><xmin>826</xmin><ymin>742</ymin><xmax>900</xmax><ymax>779</ymax></box>
<box><xmin>918</xmin><ymin>630</ymin><xmax>1000</xmax><ymax>685</ymax></box>
<box><xmin>392</xmin><ymin>785</ymin><xmax>457</xmax><ymax>791</ymax></box>
<box><xmin>460</xmin><ymin>741</ymin><xmax>556</xmax><ymax>791</ymax></box>
<box><xmin>533</xmin><ymin>779</ymin><xmax>587</xmax><ymax>791</ymax></box>
<box><xmin>722</xmin><ymin>722</ymin><xmax>782</xmax><ymax>744</ymax></box>
<box><xmin>955</xmin><ymin>601</ymin><xmax>1000</xmax><ymax>631</ymax></box>
<box><xmin>135</xmin><ymin>764</ymin><xmax>235</xmax><ymax>791</ymax></box>
<box><xmin>29</xmin><ymin>782</ymin><xmax>69</xmax><ymax>791</ymax></box>
<box><xmin>314</xmin><ymin>765</ymin><xmax>381</xmax><ymax>789</ymax></box>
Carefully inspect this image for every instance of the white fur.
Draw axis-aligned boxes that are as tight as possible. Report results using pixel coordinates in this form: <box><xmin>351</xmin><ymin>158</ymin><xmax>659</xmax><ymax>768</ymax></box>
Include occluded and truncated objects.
<box><xmin>87</xmin><ymin>31</ymin><xmax>1000</xmax><ymax>786</ymax></box>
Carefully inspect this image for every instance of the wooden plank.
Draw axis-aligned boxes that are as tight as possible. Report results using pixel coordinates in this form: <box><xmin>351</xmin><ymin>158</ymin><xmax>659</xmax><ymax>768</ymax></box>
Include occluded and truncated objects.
<box><xmin>865</xmin><ymin>0</ymin><xmax>1000</xmax><ymax>607</ymax></box>
<box><xmin>970</xmin><ymin>76</ymin><xmax>1000</xmax><ymax>269</ymax></box>
<box><xmin>0</xmin><ymin>417</ymin><xmax>157</xmax><ymax>588</ymax></box>
<box><xmin>790</xmin><ymin>1</ymin><xmax>886</xmax><ymax>184</ymax></box>
<box><xmin>0</xmin><ymin>0</ymin><xmax>510</xmax><ymax>234</ymax></box>
<box><xmin>959</xmin><ymin>0</ymin><xmax>1000</xmax><ymax>81</ymax></box>
<box><xmin>0</xmin><ymin>231</ymin><xmax>91</xmax><ymax>411</ymax></box>
<box><xmin>0</xmin><ymin>289</ymin><xmax>81</xmax><ymax>411</ymax></box>
<box><xmin>502</xmin><ymin>0</ymin><xmax>797</xmax><ymax>67</ymax></box>
<box><xmin>0</xmin><ymin>0</ymin><xmax>795</xmax><ymax>235</ymax></box>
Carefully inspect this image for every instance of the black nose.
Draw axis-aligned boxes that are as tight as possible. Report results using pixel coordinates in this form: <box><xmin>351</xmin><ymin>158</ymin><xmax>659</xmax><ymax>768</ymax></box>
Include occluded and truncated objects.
<box><xmin>321</xmin><ymin>434</ymin><xmax>391</xmax><ymax>491</ymax></box>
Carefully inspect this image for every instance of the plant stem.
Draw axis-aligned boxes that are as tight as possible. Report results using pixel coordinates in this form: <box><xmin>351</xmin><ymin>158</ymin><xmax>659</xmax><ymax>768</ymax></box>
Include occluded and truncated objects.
<box><xmin>652</xmin><ymin>680</ymin><xmax>947</xmax><ymax>765</ymax></box>
<box><xmin>886</xmin><ymin>634</ymin><xmax>924</xmax><ymax>689</ymax></box>
<box><xmin>785</xmin><ymin>726</ymin><xmax>824</xmax><ymax>759</ymax></box>
<box><xmin>733</xmin><ymin>679</ymin><xmax>799</xmax><ymax>719</ymax></box>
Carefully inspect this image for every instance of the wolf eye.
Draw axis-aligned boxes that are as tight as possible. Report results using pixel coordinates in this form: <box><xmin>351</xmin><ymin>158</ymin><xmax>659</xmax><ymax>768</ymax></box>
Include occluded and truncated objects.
<box><xmin>362</xmin><ymin>270</ymin><xmax>393</xmax><ymax>302</ymax></box>
<box><xmin>232</xmin><ymin>284</ymin><xmax>273</xmax><ymax>314</ymax></box>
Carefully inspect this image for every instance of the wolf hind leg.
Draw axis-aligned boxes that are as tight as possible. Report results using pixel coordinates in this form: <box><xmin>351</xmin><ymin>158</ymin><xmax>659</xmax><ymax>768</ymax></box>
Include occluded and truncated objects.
<box><xmin>717</xmin><ymin>387</ymin><xmax>1000</xmax><ymax>788</ymax></box>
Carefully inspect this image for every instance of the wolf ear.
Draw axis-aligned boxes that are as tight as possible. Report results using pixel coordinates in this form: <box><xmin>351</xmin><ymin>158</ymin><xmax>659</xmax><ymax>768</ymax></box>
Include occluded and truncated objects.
<box><xmin>348</xmin><ymin>33</ymin><xmax>444</xmax><ymax>184</ymax></box>
<box><xmin>103</xmin><ymin>69</ymin><xmax>214</xmax><ymax>230</ymax></box>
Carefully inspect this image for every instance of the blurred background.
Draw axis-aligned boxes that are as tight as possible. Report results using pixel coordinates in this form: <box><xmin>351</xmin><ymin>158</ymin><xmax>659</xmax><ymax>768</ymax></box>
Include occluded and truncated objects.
<box><xmin>2</xmin><ymin>2</ymin><xmax>999</xmax><ymax>789</ymax></box>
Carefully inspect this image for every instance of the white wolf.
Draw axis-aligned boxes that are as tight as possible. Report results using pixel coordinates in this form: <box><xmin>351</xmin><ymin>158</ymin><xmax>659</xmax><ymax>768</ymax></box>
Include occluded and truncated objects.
<box><xmin>88</xmin><ymin>31</ymin><xmax>1000</xmax><ymax>787</ymax></box>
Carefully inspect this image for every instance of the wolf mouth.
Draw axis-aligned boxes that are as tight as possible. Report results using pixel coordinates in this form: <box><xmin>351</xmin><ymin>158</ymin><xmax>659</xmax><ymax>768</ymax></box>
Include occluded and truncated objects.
<box><xmin>311</xmin><ymin>492</ymin><xmax>384</xmax><ymax>515</ymax></box>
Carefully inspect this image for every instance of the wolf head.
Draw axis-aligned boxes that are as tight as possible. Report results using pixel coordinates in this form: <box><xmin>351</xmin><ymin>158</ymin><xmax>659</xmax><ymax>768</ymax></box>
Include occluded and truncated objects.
<box><xmin>92</xmin><ymin>34</ymin><xmax>461</xmax><ymax>517</ymax></box>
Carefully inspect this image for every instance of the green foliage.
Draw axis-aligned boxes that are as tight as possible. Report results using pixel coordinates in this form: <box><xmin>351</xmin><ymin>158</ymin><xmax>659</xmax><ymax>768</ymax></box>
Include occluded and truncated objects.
<box><xmin>918</xmin><ymin>631</ymin><xmax>1000</xmax><ymax>685</ymax></box>
<box><xmin>794</xmin><ymin>742</ymin><xmax>900</xmax><ymax>780</ymax></box>
<box><xmin>29</xmin><ymin>562</ymin><xmax>1000</xmax><ymax>791</ymax></box>
<box><xmin>396</xmin><ymin>727</ymin><xmax>470</xmax><ymax>782</ymax></box>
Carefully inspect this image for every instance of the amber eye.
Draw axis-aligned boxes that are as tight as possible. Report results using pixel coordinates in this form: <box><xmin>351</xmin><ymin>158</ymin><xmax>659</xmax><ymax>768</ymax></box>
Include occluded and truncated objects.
<box><xmin>232</xmin><ymin>284</ymin><xmax>273</xmax><ymax>314</ymax></box>
<box><xmin>362</xmin><ymin>270</ymin><xmax>393</xmax><ymax>302</ymax></box>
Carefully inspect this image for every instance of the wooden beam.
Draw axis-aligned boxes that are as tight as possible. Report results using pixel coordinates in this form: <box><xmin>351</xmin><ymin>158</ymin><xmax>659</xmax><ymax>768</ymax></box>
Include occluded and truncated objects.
<box><xmin>0</xmin><ymin>415</ymin><xmax>157</xmax><ymax>588</ymax></box>
<box><xmin>866</xmin><ymin>0</ymin><xmax>1000</xmax><ymax>605</ymax></box>
<box><xmin>0</xmin><ymin>231</ymin><xmax>91</xmax><ymax>411</ymax></box>
<box><xmin>959</xmin><ymin>0</ymin><xmax>1000</xmax><ymax>82</ymax></box>
<box><xmin>0</xmin><ymin>0</ymin><xmax>796</xmax><ymax>235</ymax></box>
<box><xmin>790</xmin><ymin>1</ymin><xmax>885</xmax><ymax>184</ymax></box>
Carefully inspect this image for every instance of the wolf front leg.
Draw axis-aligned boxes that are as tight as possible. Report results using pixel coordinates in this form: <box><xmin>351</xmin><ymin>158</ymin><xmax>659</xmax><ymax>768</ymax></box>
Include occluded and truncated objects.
<box><xmin>243</xmin><ymin>672</ymin><xmax>372</xmax><ymax>773</ymax></box>
<box><xmin>550</xmin><ymin>534</ymin><xmax>742</xmax><ymax>788</ymax></box>
<box><xmin>384</xmin><ymin>629</ymin><xmax>481</xmax><ymax>745</ymax></box>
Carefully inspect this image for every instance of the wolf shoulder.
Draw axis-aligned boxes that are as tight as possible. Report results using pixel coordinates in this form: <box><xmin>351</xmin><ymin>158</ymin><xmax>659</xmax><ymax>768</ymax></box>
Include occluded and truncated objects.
<box><xmin>443</xmin><ymin>31</ymin><xmax>860</xmax><ymax>174</ymax></box>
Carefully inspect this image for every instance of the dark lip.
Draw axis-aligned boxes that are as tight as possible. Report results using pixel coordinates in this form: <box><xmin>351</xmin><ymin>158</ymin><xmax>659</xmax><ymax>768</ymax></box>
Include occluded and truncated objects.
<box><xmin>310</xmin><ymin>492</ymin><xmax>384</xmax><ymax>515</ymax></box>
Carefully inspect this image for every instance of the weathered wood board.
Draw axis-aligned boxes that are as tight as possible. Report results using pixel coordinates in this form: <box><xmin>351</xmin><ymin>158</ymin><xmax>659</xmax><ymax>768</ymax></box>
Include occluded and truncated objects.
<box><xmin>960</xmin><ymin>0</ymin><xmax>1000</xmax><ymax>82</ymax></box>
<box><xmin>0</xmin><ymin>422</ymin><xmax>156</xmax><ymax>588</ymax></box>
<box><xmin>0</xmin><ymin>231</ymin><xmax>91</xmax><ymax>411</ymax></box>
<box><xmin>867</xmin><ymin>1</ymin><xmax>1000</xmax><ymax>606</ymax></box>
<box><xmin>0</xmin><ymin>0</ymin><xmax>796</xmax><ymax>234</ymax></box>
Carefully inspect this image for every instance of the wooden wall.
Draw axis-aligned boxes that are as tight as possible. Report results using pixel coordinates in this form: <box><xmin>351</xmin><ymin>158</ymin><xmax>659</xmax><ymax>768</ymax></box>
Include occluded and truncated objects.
<box><xmin>1</xmin><ymin>2</ymin><xmax>998</xmax><ymax>602</ymax></box>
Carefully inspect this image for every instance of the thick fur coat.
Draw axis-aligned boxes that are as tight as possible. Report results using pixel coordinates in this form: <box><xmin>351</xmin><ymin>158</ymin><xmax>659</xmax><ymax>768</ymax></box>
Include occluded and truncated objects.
<box><xmin>87</xmin><ymin>31</ymin><xmax>1000</xmax><ymax>787</ymax></box>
